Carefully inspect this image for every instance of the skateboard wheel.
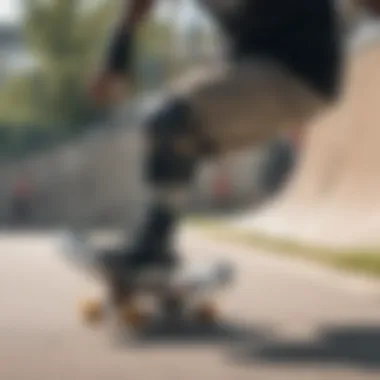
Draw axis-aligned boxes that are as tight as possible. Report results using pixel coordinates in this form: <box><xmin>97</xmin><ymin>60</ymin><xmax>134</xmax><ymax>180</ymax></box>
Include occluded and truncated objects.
<box><xmin>119</xmin><ymin>305</ymin><xmax>149</xmax><ymax>329</ymax></box>
<box><xmin>194</xmin><ymin>302</ymin><xmax>218</xmax><ymax>324</ymax></box>
<box><xmin>78</xmin><ymin>298</ymin><xmax>104</xmax><ymax>325</ymax></box>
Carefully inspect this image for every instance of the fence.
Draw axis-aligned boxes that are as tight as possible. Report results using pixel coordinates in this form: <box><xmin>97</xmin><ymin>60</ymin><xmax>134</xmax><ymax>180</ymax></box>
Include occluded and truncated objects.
<box><xmin>0</xmin><ymin>94</ymin><xmax>279</xmax><ymax>228</ymax></box>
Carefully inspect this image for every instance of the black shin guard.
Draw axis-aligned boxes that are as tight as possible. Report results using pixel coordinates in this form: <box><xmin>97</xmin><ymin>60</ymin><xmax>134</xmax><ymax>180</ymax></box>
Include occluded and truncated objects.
<box><xmin>144</xmin><ymin>99</ymin><xmax>201</xmax><ymax>185</ymax></box>
<box><xmin>132</xmin><ymin>99</ymin><xmax>204</xmax><ymax>259</ymax></box>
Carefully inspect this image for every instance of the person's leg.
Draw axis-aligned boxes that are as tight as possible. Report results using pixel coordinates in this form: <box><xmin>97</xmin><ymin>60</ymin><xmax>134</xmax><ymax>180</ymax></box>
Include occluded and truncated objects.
<box><xmin>173</xmin><ymin>59</ymin><xmax>328</xmax><ymax>155</ymax></box>
<box><xmin>106</xmin><ymin>59</ymin><xmax>329</xmax><ymax>270</ymax></box>
<box><xmin>102</xmin><ymin>97</ymin><xmax>210</xmax><ymax>269</ymax></box>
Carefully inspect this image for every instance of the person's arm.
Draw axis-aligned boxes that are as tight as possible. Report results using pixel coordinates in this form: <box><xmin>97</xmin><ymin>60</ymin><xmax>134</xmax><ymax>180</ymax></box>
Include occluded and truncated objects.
<box><xmin>91</xmin><ymin>0</ymin><xmax>156</xmax><ymax>106</ymax></box>
<box><xmin>105</xmin><ymin>0</ymin><xmax>155</xmax><ymax>73</ymax></box>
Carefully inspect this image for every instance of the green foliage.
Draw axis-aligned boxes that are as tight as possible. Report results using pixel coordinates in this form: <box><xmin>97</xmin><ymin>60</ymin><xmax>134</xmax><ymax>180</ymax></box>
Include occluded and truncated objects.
<box><xmin>137</xmin><ymin>18</ymin><xmax>173</xmax><ymax>58</ymax></box>
<box><xmin>134</xmin><ymin>19</ymin><xmax>174</xmax><ymax>89</ymax></box>
<box><xmin>0</xmin><ymin>0</ymin><xmax>205</xmax><ymax>138</ymax></box>
<box><xmin>24</xmin><ymin>0</ymin><xmax>116</xmax><ymax>68</ymax></box>
<box><xmin>0</xmin><ymin>74</ymin><xmax>38</xmax><ymax>123</ymax></box>
<box><xmin>0</xmin><ymin>0</ymin><xmax>118</xmax><ymax>129</ymax></box>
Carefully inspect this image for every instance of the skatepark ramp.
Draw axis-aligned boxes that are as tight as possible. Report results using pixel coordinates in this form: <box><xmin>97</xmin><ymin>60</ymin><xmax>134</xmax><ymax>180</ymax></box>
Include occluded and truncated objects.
<box><xmin>235</xmin><ymin>26</ymin><xmax>380</xmax><ymax>248</ymax></box>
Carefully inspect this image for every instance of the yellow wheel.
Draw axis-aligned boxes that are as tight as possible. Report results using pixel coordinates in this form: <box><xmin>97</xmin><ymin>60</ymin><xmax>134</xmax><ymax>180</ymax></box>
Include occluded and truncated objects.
<box><xmin>194</xmin><ymin>302</ymin><xmax>218</xmax><ymax>324</ymax></box>
<box><xmin>78</xmin><ymin>298</ymin><xmax>104</xmax><ymax>325</ymax></box>
<box><xmin>118</xmin><ymin>303</ymin><xmax>149</xmax><ymax>329</ymax></box>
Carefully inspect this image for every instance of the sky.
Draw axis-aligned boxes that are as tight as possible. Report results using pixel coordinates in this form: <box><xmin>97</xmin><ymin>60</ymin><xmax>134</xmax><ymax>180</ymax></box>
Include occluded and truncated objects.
<box><xmin>0</xmin><ymin>0</ymin><xmax>21</xmax><ymax>24</ymax></box>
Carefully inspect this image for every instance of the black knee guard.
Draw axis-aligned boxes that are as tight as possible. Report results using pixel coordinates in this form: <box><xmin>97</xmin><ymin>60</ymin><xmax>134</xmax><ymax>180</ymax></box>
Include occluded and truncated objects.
<box><xmin>144</xmin><ymin>99</ymin><xmax>204</xmax><ymax>185</ymax></box>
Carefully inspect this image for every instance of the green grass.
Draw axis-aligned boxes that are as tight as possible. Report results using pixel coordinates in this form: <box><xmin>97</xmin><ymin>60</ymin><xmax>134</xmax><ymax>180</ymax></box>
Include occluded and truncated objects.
<box><xmin>186</xmin><ymin>217</ymin><xmax>380</xmax><ymax>278</ymax></box>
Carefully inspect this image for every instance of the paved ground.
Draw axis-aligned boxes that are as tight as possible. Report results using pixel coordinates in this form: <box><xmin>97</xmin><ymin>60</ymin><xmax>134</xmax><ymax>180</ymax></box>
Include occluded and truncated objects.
<box><xmin>1</xmin><ymin>229</ymin><xmax>380</xmax><ymax>380</ymax></box>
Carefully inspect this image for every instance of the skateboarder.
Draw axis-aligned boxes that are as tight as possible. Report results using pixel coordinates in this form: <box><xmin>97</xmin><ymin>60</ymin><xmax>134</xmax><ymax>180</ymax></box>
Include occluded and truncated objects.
<box><xmin>90</xmin><ymin>0</ymin><xmax>375</xmax><ymax>271</ymax></box>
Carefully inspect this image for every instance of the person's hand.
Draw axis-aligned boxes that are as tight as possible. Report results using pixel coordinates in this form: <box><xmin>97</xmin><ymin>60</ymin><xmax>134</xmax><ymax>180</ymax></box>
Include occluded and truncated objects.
<box><xmin>90</xmin><ymin>71</ymin><xmax>135</xmax><ymax>107</ymax></box>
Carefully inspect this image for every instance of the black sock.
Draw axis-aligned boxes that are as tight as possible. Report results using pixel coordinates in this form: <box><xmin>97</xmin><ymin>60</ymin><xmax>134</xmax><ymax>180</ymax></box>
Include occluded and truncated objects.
<box><xmin>132</xmin><ymin>201</ymin><xmax>178</xmax><ymax>257</ymax></box>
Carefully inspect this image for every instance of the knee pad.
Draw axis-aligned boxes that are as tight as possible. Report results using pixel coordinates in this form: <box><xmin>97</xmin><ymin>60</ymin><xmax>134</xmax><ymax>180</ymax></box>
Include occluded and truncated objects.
<box><xmin>146</xmin><ymin>98</ymin><xmax>199</xmax><ymax>139</ymax></box>
<box><xmin>144</xmin><ymin>99</ymin><xmax>201</xmax><ymax>185</ymax></box>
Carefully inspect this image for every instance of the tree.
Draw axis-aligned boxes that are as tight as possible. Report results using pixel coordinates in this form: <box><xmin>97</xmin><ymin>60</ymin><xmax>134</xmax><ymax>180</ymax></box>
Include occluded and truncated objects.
<box><xmin>19</xmin><ymin>0</ymin><xmax>117</xmax><ymax>128</ymax></box>
<box><xmin>0</xmin><ymin>0</ymin><xmax>210</xmax><ymax>129</ymax></box>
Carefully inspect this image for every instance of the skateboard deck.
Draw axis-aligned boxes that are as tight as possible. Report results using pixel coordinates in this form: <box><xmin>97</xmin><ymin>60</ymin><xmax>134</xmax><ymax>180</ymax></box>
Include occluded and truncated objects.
<box><xmin>59</xmin><ymin>231</ymin><xmax>234</xmax><ymax>330</ymax></box>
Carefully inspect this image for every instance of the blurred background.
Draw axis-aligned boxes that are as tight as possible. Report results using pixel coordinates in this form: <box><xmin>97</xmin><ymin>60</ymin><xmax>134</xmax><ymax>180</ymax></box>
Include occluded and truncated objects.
<box><xmin>0</xmin><ymin>0</ymin><xmax>299</xmax><ymax>230</ymax></box>
<box><xmin>3</xmin><ymin>2</ymin><xmax>380</xmax><ymax>380</ymax></box>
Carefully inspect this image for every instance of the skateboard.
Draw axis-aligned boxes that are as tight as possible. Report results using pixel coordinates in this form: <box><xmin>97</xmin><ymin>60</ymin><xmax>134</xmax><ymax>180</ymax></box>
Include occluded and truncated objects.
<box><xmin>59</xmin><ymin>231</ymin><xmax>234</xmax><ymax>331</ymax></box>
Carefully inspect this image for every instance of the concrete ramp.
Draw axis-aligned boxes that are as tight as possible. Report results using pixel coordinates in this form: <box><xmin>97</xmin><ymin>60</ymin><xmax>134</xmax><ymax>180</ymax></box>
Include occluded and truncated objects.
<box><xmin>236</xmin><ymin>43</ymin><xmax>380</xmax><ymax>248</ymax></box>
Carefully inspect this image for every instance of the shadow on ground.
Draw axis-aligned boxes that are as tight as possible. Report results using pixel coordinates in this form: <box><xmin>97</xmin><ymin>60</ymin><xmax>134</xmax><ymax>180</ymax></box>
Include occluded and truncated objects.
<box><xmin>116</xmin><ymin>319</ymin><xmax>271</xmax><ymax>349</ymax></box>
<box><xmin>236</xmin><ymin>325</ymin><xmax>380</xmax><ymax>370</ymax></box>
<box><xmin>114</xmin><ymin>320</ymin><xmax>380</xmax><ymax>371</ymax></box>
